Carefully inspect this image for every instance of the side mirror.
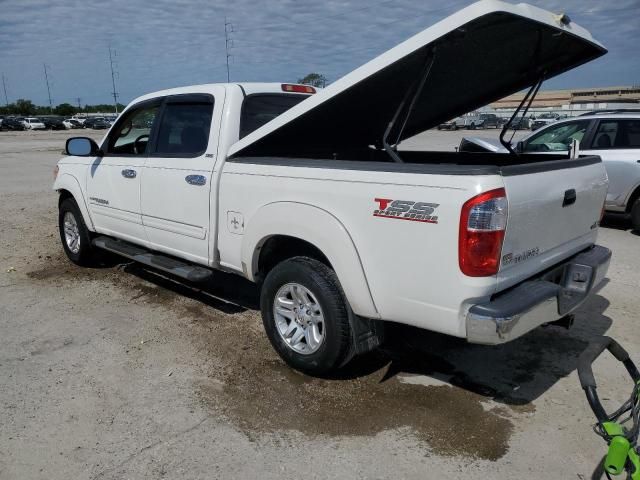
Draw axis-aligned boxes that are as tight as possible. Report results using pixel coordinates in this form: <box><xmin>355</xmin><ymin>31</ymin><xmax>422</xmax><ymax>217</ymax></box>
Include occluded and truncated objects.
<box><xmin>66</xmin><ymin>137</ymin><xmax>101</xmax><ymax>156</ymax></box>
<box><xmin>515</xmin><ymin>141</ymin><xmax>524</xmax><ymax>153</ymax></box>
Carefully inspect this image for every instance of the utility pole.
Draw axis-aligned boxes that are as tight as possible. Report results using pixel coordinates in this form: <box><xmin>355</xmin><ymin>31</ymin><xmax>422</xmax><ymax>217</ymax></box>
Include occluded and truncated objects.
<box><xmin>43</xmin><ymin>64</ymin><xmax>53</xmax><ymax>112</ymax></box>
<box><xmin>224</xmin><ymin>18</ymin><xmax>234</xmax><ymax>82</ymax></box>
<box><xmin>76</xmin><ymin>97</ymin><xmax>82</xmax><ymax>111</ymax></box>
<box><xmin>1</xmin><ymin>74</ymin><xmax>8</xmax><ymax>106</ymax></box>
<box><xmin>108</xmin><ymin>46</ymin><xmax>119</xmax><ymax>114</ymax></box>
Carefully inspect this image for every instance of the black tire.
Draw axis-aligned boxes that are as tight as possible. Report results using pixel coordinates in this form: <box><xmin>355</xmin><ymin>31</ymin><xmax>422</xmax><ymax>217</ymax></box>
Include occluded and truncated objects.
<box><xmin>631</xmin><ymin>198</ymin><xmax>640</xmax><ymax>233</ymax></box>
<box><xmin>469</xmin><ymin>123</ymin><xmax>476</xmax><ymax>130</ymax></box>
<box><xmin>260</xmin><ymin>256</ymin><xmax>352</xmax><ymax>375</ymax></box>
<box><xmin>58</xmin><ymin>197</ymin><xmax>98</xmax><ymax>266</ymax></box>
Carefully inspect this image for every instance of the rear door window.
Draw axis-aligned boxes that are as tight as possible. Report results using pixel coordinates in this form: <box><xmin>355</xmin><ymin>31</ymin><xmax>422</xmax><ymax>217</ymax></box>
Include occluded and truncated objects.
<box><xmin>240</xmin><ymin>94</ymin><xmax>308</xmax><ymax>139</ymax></box>
<box><xmin>591</xmin><ymin>120</ymin><xmax>640</xmax><ymax>149</ymax></box>
<box><xmin>152</xmin><ymin>96</ymin><xmax>214</xmax><ymax>157</ymax></box>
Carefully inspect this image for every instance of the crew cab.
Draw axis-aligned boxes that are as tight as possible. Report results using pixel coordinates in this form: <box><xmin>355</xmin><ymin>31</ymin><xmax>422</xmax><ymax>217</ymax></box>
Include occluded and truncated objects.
<box><xmin>54</xmin><ymin>0</ymin><xmax>611</xmax><ymax>374</ymax></box>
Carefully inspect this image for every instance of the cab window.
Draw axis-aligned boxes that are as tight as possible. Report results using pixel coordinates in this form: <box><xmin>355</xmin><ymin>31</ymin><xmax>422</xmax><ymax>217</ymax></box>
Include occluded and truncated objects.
<box><xmin>240</xmin><ymin>94</ymin><xmax>308</xmax><ymax>139</ymax></box>
<box><xmin>107</xmin><ymin>103</ymin><xmax>160</xmax><ymax>155</ymax></box>
<box><xmin>523</xmin><ymin>120</ymin><xmax>590</xmax><ymax>152</ymax></box>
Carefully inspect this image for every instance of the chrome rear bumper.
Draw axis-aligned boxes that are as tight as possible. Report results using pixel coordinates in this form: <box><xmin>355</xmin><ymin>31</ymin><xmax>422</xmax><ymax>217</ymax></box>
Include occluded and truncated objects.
<box><xmin>466</xmin><ymin>245</ymin><xmax>611</xmax><ymax>344</ymax></box>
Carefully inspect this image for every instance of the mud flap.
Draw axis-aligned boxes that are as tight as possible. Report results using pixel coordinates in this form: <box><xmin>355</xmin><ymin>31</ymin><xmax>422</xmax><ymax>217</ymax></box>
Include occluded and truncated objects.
<box><xmin>340</xmin><ymin>309</ymin><xmax>385</xmax><ymax>367</ymax></box>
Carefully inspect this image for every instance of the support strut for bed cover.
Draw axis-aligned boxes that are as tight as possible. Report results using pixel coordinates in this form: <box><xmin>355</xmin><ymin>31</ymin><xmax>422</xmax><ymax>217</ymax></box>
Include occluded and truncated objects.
<box><xmin>382</xmin><ymin>48</ymin><xmax>437</xmax><ymax>163</ymax></box>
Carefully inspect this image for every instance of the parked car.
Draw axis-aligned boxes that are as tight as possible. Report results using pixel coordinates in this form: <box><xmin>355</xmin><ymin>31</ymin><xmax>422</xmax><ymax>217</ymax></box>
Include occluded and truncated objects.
<box><xmin>531</xmin><ymin>112</ymin><xmax>561</xmax><ymax>130</ymax></box>
<box><xmin>437</xmin><ymin>117</ymin><xmax>464</xmax><ymax>130</ymax></box>
<box><xmin>71</xmin><ymin>115</ymin><xmax>87</xmax><ymax>126</ymax></box>
<box><xmin>460</xmin><ymin>110</ymin><xmax>640</xmax><ymax>230</ymax></box>
<box><xmin>22</xmin><ymin>117</ymin><xmax>46</xmax><ymax>130</ymax></box>
<box><xmin>42</xmin><ymin>117</ymin><xmax>66</xmax><ymax>130</ymax></box>
<box><xmin>1</xmin><ymin>117</ymin><xmax>26</xmax><ymax>131</ymax></box>
<box><xmin>510</xmin><ymin>116</ymin><xmax>532</xmax><ymax>129</ymax></box>
<box><xmin>63</xmin><ymin>119</ymin><xmax>81</xmax><ymax>129</ymax></box>
<box><xmin>460</xmin><ymin>112</ymin><xmax>500</xmax><ymax>129</ymax></box>
<box><xmin>53</xmin><ymin>1</ymin><xmax>610</xmax><ymax>374</ymax></box>
<box><xmin>84</xmin><ymin>117</ymin><xmax>110</xmax><ymax>129</ymax></box>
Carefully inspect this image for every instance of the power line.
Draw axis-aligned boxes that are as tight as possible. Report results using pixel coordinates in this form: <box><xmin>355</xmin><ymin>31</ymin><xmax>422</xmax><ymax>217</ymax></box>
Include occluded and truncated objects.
<box><xmin>1</xmin><ymin>74</ymin><xmax>8</xmax><ymax>106</ymax></box>
<box><xmin>224</xmin><ymin>18</ymin><xmax>235</xmax><ymax>82</ymax></box>
<box><xmin>108</xmin><ymin>46</ymin><xmax>120</xmax><ymax>114</ymax></box>
<box><xmin>43</xmin><ymin>64</ymin><xmax>53</xmax><ymax>112</ymax></box>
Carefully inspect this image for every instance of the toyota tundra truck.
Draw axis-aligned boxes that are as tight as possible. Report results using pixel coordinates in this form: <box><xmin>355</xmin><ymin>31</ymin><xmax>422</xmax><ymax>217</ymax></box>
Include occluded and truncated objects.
<box><xmin>53</xmin><ymin>0</ymin><xmax>611</xmax><ymax>374</ymax></box>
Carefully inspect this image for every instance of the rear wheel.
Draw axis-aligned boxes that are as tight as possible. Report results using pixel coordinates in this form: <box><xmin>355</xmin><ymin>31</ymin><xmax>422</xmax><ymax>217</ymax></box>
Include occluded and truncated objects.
<box><xmin>631</xmin><ymin>198</ymin><xmax>640</xmax><ymax>233</ymax></box>
<box><xmin>58</xmin><ymin>197</ymin><xmax>98</xmax><ymax>266</ymax></box>
<box><xmin>260</xmin><ymin>256</ymin><xmax>352</xmax><ymax>375</ymax></box>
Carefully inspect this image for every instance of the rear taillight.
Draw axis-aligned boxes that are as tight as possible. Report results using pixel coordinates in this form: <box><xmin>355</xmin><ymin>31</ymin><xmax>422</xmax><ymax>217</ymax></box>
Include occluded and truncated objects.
<box><xmin>281</xmin><ymin>84</ymin><xmax>316</xmax><ymax>94</ymax></box>
<box><xmin>459</xmin><ymin>188</ymin><xmax>508</xmax><ymax>277</ymax></box>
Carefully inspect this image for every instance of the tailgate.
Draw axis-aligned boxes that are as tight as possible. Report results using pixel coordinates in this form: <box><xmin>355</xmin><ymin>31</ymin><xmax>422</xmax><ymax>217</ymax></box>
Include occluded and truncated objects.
<box><xmin>497</xmin><ymin>157</ymin><xmax>608</xmax><ymax>290</ymax></box>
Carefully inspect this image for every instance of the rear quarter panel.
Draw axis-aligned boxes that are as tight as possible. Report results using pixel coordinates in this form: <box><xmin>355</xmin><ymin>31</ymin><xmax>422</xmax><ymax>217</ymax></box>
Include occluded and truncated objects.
<box><xmin>218</xmin><ymin>160</ymin><xmax>504</xmax><ymax>337</ymax></box>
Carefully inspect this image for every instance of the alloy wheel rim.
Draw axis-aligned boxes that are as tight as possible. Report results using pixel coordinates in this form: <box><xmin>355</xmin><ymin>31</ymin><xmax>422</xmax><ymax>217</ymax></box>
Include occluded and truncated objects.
<box><xmin>273</xmin><ymin>283</ymin><xmax>325</xmax><ymax>355</ymax></box>
<box><xmin>63</xmin><ymin>211</ymin><xmax>81</xmax><ymax>254</ymax></box>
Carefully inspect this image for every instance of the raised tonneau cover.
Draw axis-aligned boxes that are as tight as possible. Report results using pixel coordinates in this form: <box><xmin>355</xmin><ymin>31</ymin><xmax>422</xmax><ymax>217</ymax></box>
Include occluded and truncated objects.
<box><xmin>228</xmin><ymin>0</ymin><xmax>605</xmax><ymax>158</ymax></box>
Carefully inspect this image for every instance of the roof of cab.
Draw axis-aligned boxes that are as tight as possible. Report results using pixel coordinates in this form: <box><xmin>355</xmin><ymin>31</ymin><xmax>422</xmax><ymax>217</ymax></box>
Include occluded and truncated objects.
<box><xmin>228</xmin><ymin>0</ymin><xmax>606</xmax><ymax>158</ymax></box>
<box><xmin>126</xmin><ymin>82</ymin><xmax>311</xmax><ymax>107</ymax></box>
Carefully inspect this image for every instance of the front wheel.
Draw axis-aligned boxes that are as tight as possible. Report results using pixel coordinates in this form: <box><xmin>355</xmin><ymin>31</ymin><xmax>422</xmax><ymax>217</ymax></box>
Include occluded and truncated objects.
<box><xmin>631</xmin><ymin>198</ymin><xmax>640</xmax><ymax>233</ymax></box>
<box><xmin>260</xmin><ymin>257</ymin><xmax>352</xmax><ymax>375</ymax></box>
<box><xmin>58</xmin><ymin>197</ymin><xmax>99</xmax><ymax>266</ymax></box>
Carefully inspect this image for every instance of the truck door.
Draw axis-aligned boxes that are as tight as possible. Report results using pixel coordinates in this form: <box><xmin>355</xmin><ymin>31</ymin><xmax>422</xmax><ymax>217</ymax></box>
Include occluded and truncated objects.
<box><xmin>86</xmin><ymin>98</ymin><xmax>162</xmax><ymax>244</ymax></box>
<box><xmin>586</xmin><ymin>119</ymin><xmax>640</xmax><ymax>211</ymax></box>
<box><xmin>140</xmin><ymin>89</ymin><xmax>224</xmax><ymax>265</ymax></box>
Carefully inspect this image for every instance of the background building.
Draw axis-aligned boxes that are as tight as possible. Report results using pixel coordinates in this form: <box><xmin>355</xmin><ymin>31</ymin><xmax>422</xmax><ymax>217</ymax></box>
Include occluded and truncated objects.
<box><xmin>490</xmin><ymin>85</ymin><xmax>640</xmax><ymax>115</ymax></box>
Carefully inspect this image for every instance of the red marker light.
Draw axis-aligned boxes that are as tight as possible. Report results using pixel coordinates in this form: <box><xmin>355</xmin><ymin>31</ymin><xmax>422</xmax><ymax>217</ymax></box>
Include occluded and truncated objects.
<box><xmin>281</xmin><ymin>84</ymin><xmax>316</xmax><ymax>94</ymax></box>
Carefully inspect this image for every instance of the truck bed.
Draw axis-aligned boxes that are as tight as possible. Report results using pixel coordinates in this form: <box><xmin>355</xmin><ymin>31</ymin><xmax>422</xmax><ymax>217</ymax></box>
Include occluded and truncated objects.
<box><xmin>220</xmin><ymin>151</ymin><xmax>607</xmax><ymax>338</ymax></box>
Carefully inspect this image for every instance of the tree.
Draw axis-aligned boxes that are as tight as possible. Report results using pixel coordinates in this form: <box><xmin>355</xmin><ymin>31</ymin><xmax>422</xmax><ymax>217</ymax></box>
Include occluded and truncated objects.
<box><xmin>15</xmin><ymin>98</ymin><xmax>35</xmax><ymax>116</ymax></box>
<box><xmin>53</xmin><ymin>103</ymin><xmax>76</xmax><ymax>116</ymax></box>
<box><xmin>297</xmin><ymin>73</ymin><xmax>327</xmax><ymax>88</ymax></box>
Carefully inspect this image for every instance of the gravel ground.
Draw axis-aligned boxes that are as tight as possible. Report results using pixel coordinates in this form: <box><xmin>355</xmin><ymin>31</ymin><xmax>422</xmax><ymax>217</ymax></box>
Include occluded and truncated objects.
<box><xmin>1</xmin><ymin>129</ymin><xmax>638</xmax><ymax>479</ymax></box>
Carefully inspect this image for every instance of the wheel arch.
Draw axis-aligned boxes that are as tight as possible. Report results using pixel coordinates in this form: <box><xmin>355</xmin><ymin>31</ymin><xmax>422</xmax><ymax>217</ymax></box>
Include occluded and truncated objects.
<box><xmin>625</xmin><ymin>182</ymin><xmax>640</xmax><ymax>213</ymax></box>
<box><xmin>242</xmin><ymin>202</ymin><xmax>379</xmax><ymax>319</ymax></box>
<box><xmin>54</xmin><ymin>173</ymin><xmax>95</xmax><ymax>231</ymax></box>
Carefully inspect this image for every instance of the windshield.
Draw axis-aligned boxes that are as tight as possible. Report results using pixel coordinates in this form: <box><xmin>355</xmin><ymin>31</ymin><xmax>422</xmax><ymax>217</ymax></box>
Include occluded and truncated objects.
<box><xmin>240</xmin><ymin>94</ymin><xmax>309</xmax><ymax>139</ymax></box>
<box><xmin>523</xmin><ymin>120</ymin><xmax>590</xmax><ymax>152</ymax></box>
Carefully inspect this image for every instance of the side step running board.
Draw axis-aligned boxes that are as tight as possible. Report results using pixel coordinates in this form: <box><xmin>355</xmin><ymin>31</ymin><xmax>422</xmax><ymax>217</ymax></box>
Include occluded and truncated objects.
<box><xmin>92</xmin><ymin>236</ymin><xmax>213</xmax><ymax>282</ymax></box>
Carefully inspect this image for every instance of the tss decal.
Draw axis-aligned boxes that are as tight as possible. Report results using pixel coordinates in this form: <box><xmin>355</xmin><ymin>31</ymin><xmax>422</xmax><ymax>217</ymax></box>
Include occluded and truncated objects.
<box><xmin>373</xmin><ymin>198</ymin><xmax>439</xmax><ymax>224</ymax></box>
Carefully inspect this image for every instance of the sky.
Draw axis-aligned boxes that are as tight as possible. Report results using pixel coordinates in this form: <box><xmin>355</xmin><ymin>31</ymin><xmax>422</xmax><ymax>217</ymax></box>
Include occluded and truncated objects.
<box><xmin>0</xmin><ymin>0</ymin><xmax>639</xmax><ymax>107</ymax></box>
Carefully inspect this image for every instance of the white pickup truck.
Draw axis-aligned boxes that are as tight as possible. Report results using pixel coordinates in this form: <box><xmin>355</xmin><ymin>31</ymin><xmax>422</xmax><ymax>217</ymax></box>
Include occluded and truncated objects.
<box><xmin>54</xmin><ymin>0</ymin><xmax>611</xmax><ymax>374</ymax></box>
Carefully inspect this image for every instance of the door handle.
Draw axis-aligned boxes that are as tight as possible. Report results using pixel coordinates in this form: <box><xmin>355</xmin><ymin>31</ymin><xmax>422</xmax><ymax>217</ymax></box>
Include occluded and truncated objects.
<box><xmin>563</xmin><ymin>188</ymin><xmax>577</xmax><ymax>207</ymax></box>
<box><xmin>121</xmin><ymin>169</ymin><xmax>137</xmax><ymax>179</ymax></box>
<box><xmin>185</xmin><ymin>175</ymin><xmax>206</xmax><ymax>186</ymax></box>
